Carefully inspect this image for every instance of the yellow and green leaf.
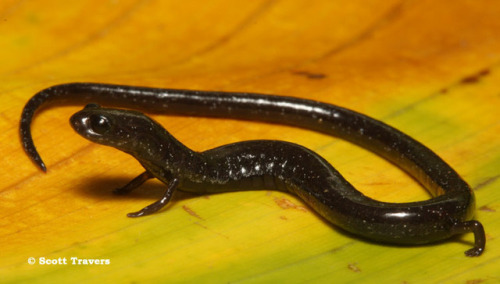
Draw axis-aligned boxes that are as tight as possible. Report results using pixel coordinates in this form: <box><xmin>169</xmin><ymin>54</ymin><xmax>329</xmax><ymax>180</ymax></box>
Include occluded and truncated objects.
<box><xmin>1</xmin><ymin>1</ymin><xmax>499</xmax><ymax>283</ymax></box>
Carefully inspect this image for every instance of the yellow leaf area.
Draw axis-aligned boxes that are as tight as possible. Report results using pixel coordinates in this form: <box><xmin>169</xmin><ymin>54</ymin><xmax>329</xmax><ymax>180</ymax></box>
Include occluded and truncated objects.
<box><xmin>1</xmin><ymin>0</ymin><xmax>499</xmax><ymax>283</ymax></box>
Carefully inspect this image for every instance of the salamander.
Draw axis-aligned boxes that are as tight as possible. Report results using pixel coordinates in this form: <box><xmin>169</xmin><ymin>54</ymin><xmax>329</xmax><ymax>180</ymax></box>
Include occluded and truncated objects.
<box><xmin>19</xmin><ymin>83</ymin><xmax>485</xmax><ymax>256</ymax></box>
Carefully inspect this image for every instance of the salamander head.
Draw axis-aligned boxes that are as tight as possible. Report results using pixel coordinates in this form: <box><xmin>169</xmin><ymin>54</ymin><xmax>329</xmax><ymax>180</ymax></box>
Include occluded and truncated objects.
<box><xmin>70</xmin><ymin>104</ymin><xmax>169</xmax><ymax>155</ymax></box>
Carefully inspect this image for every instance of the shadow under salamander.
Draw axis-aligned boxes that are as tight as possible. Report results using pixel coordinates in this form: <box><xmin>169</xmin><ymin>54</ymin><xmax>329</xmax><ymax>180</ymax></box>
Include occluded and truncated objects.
<box><xmin>74</xmin><ymin>176</ymin><xmax>475</xmax><ymax>253</ymax></box>
<box><xmin>74</xmin><ymin>175</ymin><xmax>199</xmax><ymax>204</ymax></box>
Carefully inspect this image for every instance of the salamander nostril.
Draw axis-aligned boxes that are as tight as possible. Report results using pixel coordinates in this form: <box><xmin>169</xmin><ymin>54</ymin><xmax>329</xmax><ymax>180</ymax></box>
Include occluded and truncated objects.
<box><xmin>84</xmin><ymin>103</ymin><xmax>101</xmax><ymax>109</ymax></box>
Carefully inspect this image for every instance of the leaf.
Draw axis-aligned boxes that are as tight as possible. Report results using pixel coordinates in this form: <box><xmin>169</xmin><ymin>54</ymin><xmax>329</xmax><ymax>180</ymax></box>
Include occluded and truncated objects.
<box><xmin>1</xmin><ymin>1</ymin><xmax>499</xmax><ymax>283</ymax></box>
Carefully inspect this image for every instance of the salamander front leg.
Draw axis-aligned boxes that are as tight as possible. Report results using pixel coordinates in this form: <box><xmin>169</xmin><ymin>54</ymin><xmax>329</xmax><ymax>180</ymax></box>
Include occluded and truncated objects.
<box><xmin>114</xmin><ymin>171</ymin><xmax>154</xmax><ymax>195</ymax></box>
<box><xmin>451</xmin><ymin>220</ymin><xmax>486</xmax><ymax>256</ymax></box>
<box><xmin>127</xmin><ymin>178</ymin><xmax>180</xmax><ymax>218</ymax></box>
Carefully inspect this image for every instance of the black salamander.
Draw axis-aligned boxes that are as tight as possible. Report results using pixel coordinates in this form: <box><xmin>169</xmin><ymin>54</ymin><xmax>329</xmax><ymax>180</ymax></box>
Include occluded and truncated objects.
<box><xmin>19</xmin><ymin>83</ymin><xmax>485</xmax><ymax>256</ymax></box>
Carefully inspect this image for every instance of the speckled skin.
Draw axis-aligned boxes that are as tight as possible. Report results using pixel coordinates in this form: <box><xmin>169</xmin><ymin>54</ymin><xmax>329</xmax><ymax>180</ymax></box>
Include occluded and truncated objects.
<box><xmin>20</xmin><ymin>83</ymin><xmax>485</xmax><ymax>256</ymax></box>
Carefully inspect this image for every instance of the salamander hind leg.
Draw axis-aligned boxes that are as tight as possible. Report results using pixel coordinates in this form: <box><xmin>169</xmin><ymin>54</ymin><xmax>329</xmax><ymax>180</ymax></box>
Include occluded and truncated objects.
<box><xmin>451</xmin><ymin>220</ymin><xmax>486</xmax><ymax>256</ymax></box>
<box><xmin>127</xmin><ymin>178</ymin><xmax>180</xmax><ymax>218</ymax></box>
<box><xmin>114</xmin><ymin>171</ymin><xmax>154</xmax><ymax>195</ymax></box>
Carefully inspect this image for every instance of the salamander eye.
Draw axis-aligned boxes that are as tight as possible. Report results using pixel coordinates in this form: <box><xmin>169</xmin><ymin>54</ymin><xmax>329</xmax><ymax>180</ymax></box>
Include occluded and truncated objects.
<box><xmin>88</xmin><ymin>114</ymin><xmax>111</xmax><ymax>134</ymax></box>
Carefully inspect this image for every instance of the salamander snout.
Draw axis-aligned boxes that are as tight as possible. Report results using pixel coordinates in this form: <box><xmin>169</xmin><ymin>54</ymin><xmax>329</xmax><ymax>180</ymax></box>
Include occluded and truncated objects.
<box><xmin>70</xmin><ymin>109</ymin><xmax>112</xmax><ymax>140</ymax></box>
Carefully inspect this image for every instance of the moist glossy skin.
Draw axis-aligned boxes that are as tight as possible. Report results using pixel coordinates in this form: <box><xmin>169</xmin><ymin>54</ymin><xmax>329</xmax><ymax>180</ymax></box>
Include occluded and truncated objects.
<box><xmin>20</xmin><ymin>83</ymin><xmax>485</xmax><ymax>256</ymax></box>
